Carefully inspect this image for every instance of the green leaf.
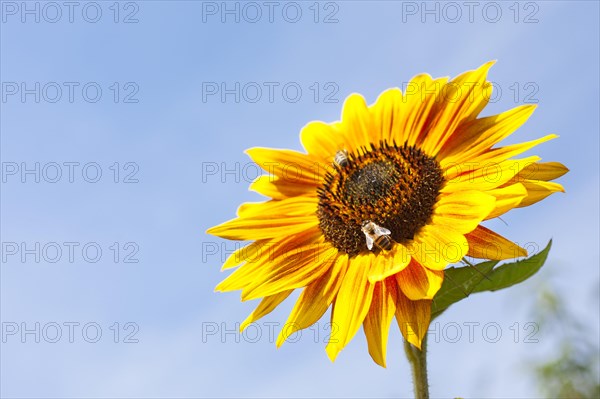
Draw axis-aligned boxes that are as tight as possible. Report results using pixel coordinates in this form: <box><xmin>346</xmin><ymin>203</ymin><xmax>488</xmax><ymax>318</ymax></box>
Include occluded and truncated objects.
<box><xmin>431</xmin><ymin>240</ymin><xmax>552</xmax><ymax>319</ymax></box>
<box><xmin>431</xmin><ymin>260</ymin><xmax>497</xmax><ymax>319</ymax></box>
<box><xmin>471</xmin><ymin>240</ymin><xmax>552</xmax><ymax>293</ymax></box>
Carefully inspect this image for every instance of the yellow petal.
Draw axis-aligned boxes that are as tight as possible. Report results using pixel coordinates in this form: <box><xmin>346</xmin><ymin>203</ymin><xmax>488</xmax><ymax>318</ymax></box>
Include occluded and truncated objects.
<box><xmin>367</xmin><ymin>244</ymin><xmax>411</xmax><ymax>283</ymax></box>
<box><xmin>241</xmin><ymin>243</ymin><xmax>337</xmax><ymax>301</ymax></box>
<box><xmin>240</xmin><ymin>290</ymin><xmax>293</xmax><ymax>332</ymax></box>
<box><xmin>339</xmin><ymin>93</ymin><xmax>374</xmax><ymax>149</ymax></box>
<box><xmin>323</xmin><ymin>253</ymin><xmax>349</xmax><ymax>296</ymax></box>
<box><xmin>505</xmin><ymin>161</ymin><xmax>569</xmax><ymax>185</ymax></box>
<box><xmin>439</xmin><ymin>104</ymin><xmax>536</xmax><ymax>164</ymax></box>
<box><xmin>221</xmin><ymin>240</ymin><xmax>267</xmax><ymax>271</ymax></box>
<box><xmin>443</xmin><ymin>156</ymin><xmax>541</xmax><ymax>192</ymax></box>
<box><xmin>409</xmin><ymin>225</ymin><xmax>468</xmax><ymax>270</ymax></box>
<box><xmin>517</xmin><ymin>180</ymin><xmax>565</xmax><ymax>208</ymax></box>
<box><xmin>215</xmin><ymin>229</ymin><xmax>322</xmax><ymax>292</ymax></box>
<box><xmin>423</xmin><ymin>61</ymin><xmax>495</xmax><ymax>155</ymax></box>
<box><xmin>237</xmin><ymin>197</ymin><xmax>317</xmax><ymax>218</ymax></box>
<box><xmin>206</xmin><ymin>215</ymin><xmax>318</xmax><ymax>240</ymax></box>
<box><xmin>402</xmin><ymin>74</ymin><xmax>449</xmax><ymax>148</ymax></box>
<box><xmin>433</xmin><ymin>190</ymin><xmax>496</xmax><ymax>233</ymax></box>
<box><xmin>396</xmin><ymin>260</ymin><xmax>444</xmax><ymax>300</ymax></box>
<box><xmin>245</xmin><ymin>147</ymin><xmax>324</xmax><ymax>186</ymax></box>
<box><xmin>215</xmin><ymin>256</ymin><xmax>265</xmax><ymax>293</ymax></box>
<box><xmin>465</xmin><ymin>225</ymin><xmax>527</xmax><ymax>259</ymax></box>
<box><xmin>465</xmin><ymin>134</ymin><xmax>558</xmax><ymax>167</ymax></box>
<box><xmin>326</xmin><ymin>253</ymin><xmax>375</xmax><ymax>362</ymax></box>
<box><xmin>249</xmin><ymin>175</ymin><xmax>315</xmax><ymax>200</ymax></box>
<box><xmin>363</xmin><ymin>280</ymin><xmax>398</xmax><ymax>367</ymax></box>
<box><xmin>485</xmin><ymin>183</ymin><xmax>528</xmax><ymax>219</ymax></box>
<box><xmin>276</xmin><ymin>255</ymin><xmax>348</xmax><ymax>347</ymax></box>
<box><xmin>300</xmin><ymin>121</ymin><xmax>345</xmax><ymax>161</ymax></box>
<box><xmin>370</xmin><ymin>88</ymin><xmax>403</xmax><ymax>144</ymax></box>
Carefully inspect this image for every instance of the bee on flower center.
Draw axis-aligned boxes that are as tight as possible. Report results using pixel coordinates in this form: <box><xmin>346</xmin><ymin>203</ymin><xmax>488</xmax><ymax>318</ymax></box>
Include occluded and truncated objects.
<box><xmin>361</xmin><ymin>220</ymin><xmax>394</xmax><ymax>251</ymax></box>
<box><xmin>333</xmin><ymin>149</ymin><xmax>349</xmax><ymax>168</ymax></box>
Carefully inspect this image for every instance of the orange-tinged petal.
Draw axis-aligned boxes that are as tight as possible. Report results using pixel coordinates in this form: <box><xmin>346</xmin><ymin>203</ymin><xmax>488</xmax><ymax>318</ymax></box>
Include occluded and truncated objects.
<box><xmin>395</xmin><ymin>290</ymin><xmax>431</xmax><ymax>349</ymax></box>
<box><xmin>465</xmin><ymin>225</ymin><xmax>527</xmax><ymax>259</ymax></box>
<box><xmin>363</xmin><ymin>280</ymin><xmax>398</xmax><ymax>367</ymax></box>
<box><xmin>396</xmin><ymin>260</ymin><xmax>444</xmax><ymax>300</ymax></box>
<box><xmin>326</xmin><ymin>254</ymin><xmax>375</xmax><ymax>361</ymax></box>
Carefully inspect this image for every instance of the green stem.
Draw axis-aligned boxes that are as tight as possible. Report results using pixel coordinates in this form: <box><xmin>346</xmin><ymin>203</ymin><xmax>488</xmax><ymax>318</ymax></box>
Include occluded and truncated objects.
<box><xmin>403</xmin><ymin>336</ymin><xmax>429</xmax><ymax>399</ymax></box>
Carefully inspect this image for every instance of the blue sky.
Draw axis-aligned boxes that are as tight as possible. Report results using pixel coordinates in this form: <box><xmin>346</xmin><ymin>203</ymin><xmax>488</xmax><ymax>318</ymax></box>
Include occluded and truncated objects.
<box><xmin>1</xmin><ymin>1</ymin><xmax>598</xmax><ymax>397</ymax></box>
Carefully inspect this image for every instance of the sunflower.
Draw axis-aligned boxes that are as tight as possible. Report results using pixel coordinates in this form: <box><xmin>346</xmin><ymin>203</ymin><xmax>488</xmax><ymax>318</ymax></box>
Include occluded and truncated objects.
<box><xmin>206</xmin><ymin>61</ymin><xmax>568</xmax><ymax>367</ymax></box>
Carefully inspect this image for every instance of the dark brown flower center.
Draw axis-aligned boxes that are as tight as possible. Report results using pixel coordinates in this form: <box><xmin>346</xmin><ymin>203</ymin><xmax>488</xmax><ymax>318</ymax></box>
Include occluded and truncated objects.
<box><xmin>317</xmin><ymin>141</ymin><xmax>444</xmax><ymax>256</ymax></box>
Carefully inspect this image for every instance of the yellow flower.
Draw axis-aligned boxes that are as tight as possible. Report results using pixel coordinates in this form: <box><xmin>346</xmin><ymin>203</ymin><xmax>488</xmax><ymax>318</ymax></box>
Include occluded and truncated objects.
<box><xmin>207</xmin><ymin>62</ymin><xmax>568</xmax><ymax>367</ymax></box>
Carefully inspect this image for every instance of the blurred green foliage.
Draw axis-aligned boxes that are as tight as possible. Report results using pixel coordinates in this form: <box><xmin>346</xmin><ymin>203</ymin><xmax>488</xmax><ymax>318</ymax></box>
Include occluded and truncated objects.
<box><xmin>531</xmin><ymin>284</ymin><xmax>600</xmax><ymax>398</ymax></box>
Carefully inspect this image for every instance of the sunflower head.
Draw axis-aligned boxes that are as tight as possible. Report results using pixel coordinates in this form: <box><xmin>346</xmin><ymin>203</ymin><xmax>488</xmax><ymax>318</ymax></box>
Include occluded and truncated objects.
<box><xmin>207</xmin><ymin>61</ymin><xmax>568</xmax><ymax>367</ymax></box>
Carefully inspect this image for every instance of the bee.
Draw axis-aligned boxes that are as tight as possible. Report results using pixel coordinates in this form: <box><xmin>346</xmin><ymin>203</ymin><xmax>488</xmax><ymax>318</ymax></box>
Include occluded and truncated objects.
<box><xmin>361</xmin><ymin>220</ymin><xmax>393</xmax><ymax>251</ymax></box>
<box><xmin>333</xmin><ymin>149</ymin><xmax>349</xmax><ymax>168</ymax></box>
